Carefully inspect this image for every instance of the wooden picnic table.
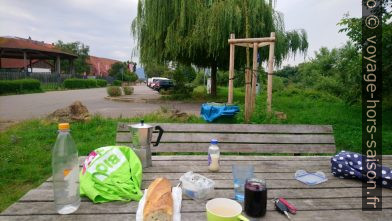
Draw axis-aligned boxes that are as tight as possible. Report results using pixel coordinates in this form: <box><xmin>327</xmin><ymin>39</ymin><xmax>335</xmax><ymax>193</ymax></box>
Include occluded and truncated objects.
<box><xmin>1</xmin><ymin>155</ymin><xmax>392</xmax><ymax>221</ymax></box>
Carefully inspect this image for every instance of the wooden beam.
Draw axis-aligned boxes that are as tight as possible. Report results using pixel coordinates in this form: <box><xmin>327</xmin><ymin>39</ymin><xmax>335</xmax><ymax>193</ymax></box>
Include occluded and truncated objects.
<box><xmin>228</xmin><ymin>37</ymin><xmax>275</xmax><ymax>44</ymax></box>
<box><xmin>250</xmin><ymin>42</ymin><xmax>259</xmax><ymax>113</ymax></box>
<box><xmin>267</xmin><ymin>32</ymin><xmax>276</xmax><ymax>113</ymax></box>
<box><xmin>228</xmin><ymin>33</ymin><xmax>235</xmax><ymax>104</ymax></box>
<box><xmin>233</xmin><ymin>43</ymin><xmax>253</xmax><ymax>48</ymax></box>
<box><xmin>258</xmin><ymin>42</ymin><xmax>270</xmax><ymax>48</ymax></box>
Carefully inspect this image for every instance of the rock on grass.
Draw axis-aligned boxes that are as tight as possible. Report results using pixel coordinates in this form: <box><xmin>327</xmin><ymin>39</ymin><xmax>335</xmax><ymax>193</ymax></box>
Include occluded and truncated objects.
<box><xmin>47</xmin><ymin>101</ymin><xmax>90</xmax><ymax>123</ymax></box>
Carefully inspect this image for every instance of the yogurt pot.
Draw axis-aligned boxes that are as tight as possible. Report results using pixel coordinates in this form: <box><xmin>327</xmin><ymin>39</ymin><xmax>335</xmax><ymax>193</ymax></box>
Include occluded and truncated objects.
<box><xmin>180</xmin><ymin>171</ymin><xmax>215</xmax><ymax>201</ymax></box>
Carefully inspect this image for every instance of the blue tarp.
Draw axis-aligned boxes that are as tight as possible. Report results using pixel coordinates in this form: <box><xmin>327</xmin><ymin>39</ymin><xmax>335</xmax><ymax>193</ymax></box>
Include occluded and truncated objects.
<box><xmin>200</xmin><ymin>103</ymin><xmax>240</xmax><ymax>122</ymax></box>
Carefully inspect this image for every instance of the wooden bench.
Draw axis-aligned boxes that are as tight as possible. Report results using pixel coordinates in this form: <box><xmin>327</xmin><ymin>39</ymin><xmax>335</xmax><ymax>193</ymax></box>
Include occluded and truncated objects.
<box><xmin>116</xmin><ymin>123</ymin><xmax>336</xmax><ymax>154</ymax></box>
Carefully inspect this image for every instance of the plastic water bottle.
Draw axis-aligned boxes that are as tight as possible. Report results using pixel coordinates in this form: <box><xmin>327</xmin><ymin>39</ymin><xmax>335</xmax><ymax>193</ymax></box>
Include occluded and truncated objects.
<box><xmin>52</xmin><ymin>123</ymin><xmax>80</xmax><ymax>214</ymax></box>
<box><xmin>208</xmin><ymin>139</ymin><xmax>220</xmax><ymax>172</ymax></box>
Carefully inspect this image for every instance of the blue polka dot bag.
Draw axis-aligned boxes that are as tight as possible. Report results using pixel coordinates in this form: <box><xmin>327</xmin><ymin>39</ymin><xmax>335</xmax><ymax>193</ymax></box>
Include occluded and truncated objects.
<box><xmin>331</xmin><ymin>150</ymin><xmax>392</xmax><ymax>188</ymax></box>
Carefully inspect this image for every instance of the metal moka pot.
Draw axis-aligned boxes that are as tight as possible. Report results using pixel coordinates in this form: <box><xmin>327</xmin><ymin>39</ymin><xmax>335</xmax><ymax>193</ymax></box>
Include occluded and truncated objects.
<box><xmin>128</xmin><ymin>120</ymin><xmax>164</xmax><ymax>168</ymax></box>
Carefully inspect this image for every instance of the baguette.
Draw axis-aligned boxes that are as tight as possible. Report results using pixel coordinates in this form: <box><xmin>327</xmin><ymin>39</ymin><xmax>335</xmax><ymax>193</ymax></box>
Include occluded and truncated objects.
<box><xmin>143</xmin><ymin>177</ymin><xmax>173</xmax><ymax>221</ymax></box>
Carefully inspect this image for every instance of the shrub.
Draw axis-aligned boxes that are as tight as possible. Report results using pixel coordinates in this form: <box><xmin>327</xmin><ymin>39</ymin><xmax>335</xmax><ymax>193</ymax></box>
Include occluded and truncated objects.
<box><xmin>96</xmin><ymin>79</ymin><xmax>107</xmax><ymax>87</ymax></box>
<box><xmin>192</xmin><ymin>72</ymin><xmax>205</xmax><ymax>86</ymax></box>
<box><xmin>64</xmin><ymin>78</ymin><xmax>97</xmax><ymax>89</ymax></box>
<box><xmin>0</xmin><ymin>79</ymin><xmax>41</xmax><ymax>94</ymax></box>
<box><xmin>192</xmin><ymin>85</ymin><xmax>207</xmax><ymax>99</ymax></box>
<box><xmin>107</xmin><ymin>86</ymin><xmax>122</xmax><ymax>97</ymax></box>
<box><xmin>314</xmin><ymin>76</ymin><xmax>344</xmax><ymax>98</ymax></box>
<box><xmin>159</xmin><ymin>89</ymin><xmax>173</xmax><ymax>95</ymax></box>
<box><xmin>272</xmin><ymin>76</ymin><xmax>285</xmax><ymax>92</ymax></box>
<box><xmin>123</xmin><ymin>86</ymin><xmax>134</xmax><ymax>95</ymax></box>
<box><xmin>113</xmin><ymin>80</ymin><xmax>122</xmax><ymax>86</ymax></box>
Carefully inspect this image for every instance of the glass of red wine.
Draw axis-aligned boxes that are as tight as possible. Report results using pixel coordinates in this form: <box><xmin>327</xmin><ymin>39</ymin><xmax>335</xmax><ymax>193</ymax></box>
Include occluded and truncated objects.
<box><xmin>244</xmin><ymin>178</ymin><xmax>267</xmax><ymax>218</ymax></box>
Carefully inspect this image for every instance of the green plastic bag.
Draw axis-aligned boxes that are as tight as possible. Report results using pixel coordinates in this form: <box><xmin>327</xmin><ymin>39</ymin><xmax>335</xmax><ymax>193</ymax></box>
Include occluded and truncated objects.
<box><xmin>80</xmin><ymin>146</ymin><xmax>143</xmax><ymax>203</ymax></box>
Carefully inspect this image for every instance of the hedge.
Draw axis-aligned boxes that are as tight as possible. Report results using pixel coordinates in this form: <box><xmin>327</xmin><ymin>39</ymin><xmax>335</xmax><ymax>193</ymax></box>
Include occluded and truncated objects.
<box><xmin>0</xmin><ymin>79</ymin><xmax>41</xmax><ymax>94</ymax></box>
<box><xmin>64</xmin><ymin>78</ymin><xmax>98</xmax><ymax>89</ymax></box>
<box><xmin>113</xmin><ymin>80</ymin><xmax>122</xmax><ymax>86</ymax></box>
<box><xmin>97</xmin><ymin>79</ymin><xmax>107</xmax><ymax>87</ymax></box>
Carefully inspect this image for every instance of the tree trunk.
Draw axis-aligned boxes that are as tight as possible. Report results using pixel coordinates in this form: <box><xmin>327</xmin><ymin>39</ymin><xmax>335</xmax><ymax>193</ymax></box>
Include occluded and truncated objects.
<box><xmin>211</xmin><ymin>62</ymin><xmax>217</xmax><ymax>97</ymax></box>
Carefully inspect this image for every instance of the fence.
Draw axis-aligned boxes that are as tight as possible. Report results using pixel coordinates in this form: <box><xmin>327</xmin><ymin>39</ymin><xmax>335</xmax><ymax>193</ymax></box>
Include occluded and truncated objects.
<box><xmin>0</xmin><ymin>71</ymin><xmax>115</xmax><ymax>90</ymax></box>
<box><xmin>0</xmin><ymin>71</ymin><xmax>79</xmax><ymax>90</ymax></box>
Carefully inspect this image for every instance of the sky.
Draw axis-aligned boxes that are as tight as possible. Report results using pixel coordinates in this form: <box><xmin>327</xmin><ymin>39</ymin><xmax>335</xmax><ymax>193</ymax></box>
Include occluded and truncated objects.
<box><xmin>0</xmin><ymin>0</ymin><xmax>361</xmax><ymax>66</ymax></box>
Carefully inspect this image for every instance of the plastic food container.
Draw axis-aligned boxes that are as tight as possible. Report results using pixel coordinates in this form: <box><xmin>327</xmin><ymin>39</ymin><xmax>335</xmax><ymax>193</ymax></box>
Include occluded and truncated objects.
<box><xmin>179</xmin><ymin>171</ymin><xmax>215</xmax><ymax>201</ymax></box>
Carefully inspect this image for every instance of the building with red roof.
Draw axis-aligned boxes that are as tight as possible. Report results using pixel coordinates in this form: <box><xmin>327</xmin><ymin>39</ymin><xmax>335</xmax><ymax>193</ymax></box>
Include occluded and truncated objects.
<box><xmin>0</xmin><ymin>36</ymin><xmax>122</xmax><ymax>75</ymax></box>
<box><xmin>0</xmin><ymin>36</ymin><xmax>77</xmax><ymax>74</ymax></box>
<box><xmin>87</xmin><ymin>55</ymin><xmax>120</xmax><ymax>76</ymax></box>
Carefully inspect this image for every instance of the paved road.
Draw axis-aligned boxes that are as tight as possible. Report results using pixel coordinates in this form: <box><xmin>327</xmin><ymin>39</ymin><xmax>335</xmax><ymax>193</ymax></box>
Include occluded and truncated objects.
<box><xmin>0</xmin><ymin>85</ymin><xmax>201</xmax><ymax>123</ymax></box>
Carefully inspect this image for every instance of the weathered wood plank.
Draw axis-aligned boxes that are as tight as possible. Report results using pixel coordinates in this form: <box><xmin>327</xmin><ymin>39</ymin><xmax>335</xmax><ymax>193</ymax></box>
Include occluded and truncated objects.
<box><xmin>142</xmin><ymin>165</ymin><xmax>331</xmax><ymax>173</ymax></box>
<box><xmin>116</xmin><ymin>142</ymin><xmax>336</xmax><ymax>153</ymax></box>
<box><xmin>77</xmin><ymin>155</ymin><xmax>392</xmax><ymax>163</ymax></box>
<box><xmin>2</xmin><ymin>209</ymin><xmax>391</xmax><ymax>221</ymax></box>
<box><xmin>142</xmin><ymin>172</ymin><xmax>337</xmax><ymax>180</ymax></box>
<box><xmin>143</xmin><ymin>159</ymin><xmax>332</xmax><ymax>166</ymax></box>
<box><xmin>48</xmin><ymin>171</ymin><xmax>341</xmax><ymax>182</ymax></box>
<box><xmin>18</xmin><ymin>185</ymin><xmax>392</xmax><ymax>202</ymax></box>
<box><xmin>3</xmin><ymin>198</ymin><xmax>392</xmax><ymax>216</ymax></box>
<box><xmin>149</xmin><ymin>155</ymin><xmax>392</xmax><ymax>161</ymax></box>
<box><xmin>118</xmin><ymin>142</ymin><xmax>337</xmax><ymax>153</ymax></box>
<box><xmin>116</xmin><ymin>132</ymin><xmax>335</xmax><ymax>144</ymax></box>
<box><xmin>117</xmin><ymin>123</ymin><xmax>334</xmax><ymax>134</ymax></box>
<box><xmin>41</xmin><ymin>177</ymin><xmax>366</xmax><ymax>192</ymax></box>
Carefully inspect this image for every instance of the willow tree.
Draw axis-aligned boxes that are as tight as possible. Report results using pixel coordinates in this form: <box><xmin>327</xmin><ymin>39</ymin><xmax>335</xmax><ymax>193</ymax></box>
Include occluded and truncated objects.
<box><xmin>132</xmin><ymin>0</ymin><xmax>308</xmax><ymax>96</ymax></box>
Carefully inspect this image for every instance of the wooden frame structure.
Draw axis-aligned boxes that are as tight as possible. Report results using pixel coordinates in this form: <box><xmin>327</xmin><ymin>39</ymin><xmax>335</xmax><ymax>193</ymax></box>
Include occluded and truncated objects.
<box><xmin>227</xmin><ymin>32</ymin><xmax>275</xmax><ymax>122</ymax></box>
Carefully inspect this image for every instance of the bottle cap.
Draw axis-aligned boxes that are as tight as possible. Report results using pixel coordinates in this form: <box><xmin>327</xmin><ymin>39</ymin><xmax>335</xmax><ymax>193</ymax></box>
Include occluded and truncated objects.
<box><xmin>58</xmin><ymin>123</ymin><xmax>70</xmax><ymax>130</ymax></box>
<box><xmin>211</xmin><ymin>139</ymin><xmax>218</xmax><ymax>144</ymax></box>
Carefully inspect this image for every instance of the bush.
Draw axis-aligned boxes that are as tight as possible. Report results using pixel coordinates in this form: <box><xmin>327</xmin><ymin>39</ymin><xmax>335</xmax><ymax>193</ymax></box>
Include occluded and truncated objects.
<box><xmin>192</xmin><ymin>85</ymin><xmax>207</xmax><ymax>99</ymax></box>
<box><xmin>96</xmin><ymin>79</ymin><xmax>107</xmax><ymax>87</ymax></box>
<box><xmin>159</xmin><ymin>89</ymin><xmax>173</xmax><ymax>95</ymax></box>
<box><xmin>0</xmin><ymin>79</ymin><xmax>41</xmax><ymax>94</ymax></box>
<box><xmin>123</xmin><ymin>86</ymin><xmax>134</xmax><ymax>95</ymax></box>
<box><xmin>107</xmin><ymin>86</ymin><xmax>122</xmax><ymax>97</ymax></box>
<box><xmin>64</xmin><ymin>78</ymin><xmax>97</xmax><ymax>89</ymax></box>
<box><xmin>192</xmin><ymin>72</ymin><xmax>205</xmax><ymax>86</ymax></box>
<box><xmin>272</xmin><ymin>76</ymin><xmax>285</xmax><ymax>92</ymax></box>
<box><xmin>113</xmin><ymin>80</ymin><xmax>122</xmax><ymax>86</ymax></box>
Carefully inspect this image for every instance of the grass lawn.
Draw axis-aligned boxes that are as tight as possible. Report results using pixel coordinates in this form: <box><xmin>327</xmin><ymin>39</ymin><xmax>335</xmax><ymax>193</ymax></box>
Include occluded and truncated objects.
<box><xmin>0</xmin><ymin>87</ymin><xmax>391</xmax><ymax>212</ymax></box>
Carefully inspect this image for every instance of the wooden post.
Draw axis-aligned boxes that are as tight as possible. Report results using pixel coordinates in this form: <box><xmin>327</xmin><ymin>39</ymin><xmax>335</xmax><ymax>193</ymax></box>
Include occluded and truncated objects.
<box><xmin>250</xmin><ymin>42</ymin><xmax>258</xmax><ymax>113</ymax></box>
<box><xmin>228</xmin><ymin>33</ymin><xmax>235</xmax><ymax>104</ymax></box>
<box><xmin>56</xmin><ymin>55</ymin><xmax>61</xmax><ymax>74</ymax></box>
<box><xmin>23</xmin><ymin>51</ymin><xmax>27</xmax><ymax>73</ymax></box>
<box><xmin>69</xmin><ymin>59</ymin><xmax>75</xmax><ymax>75</ymax></box>
<box><xmin>267</xmin><ymin>32</ymin><xmax>275</xmax><ymax>113</ymax></box>
<box><xmin>244</xmin><ymin>67</ymin><xmax>252</xmax><ymax>122</ymax></box>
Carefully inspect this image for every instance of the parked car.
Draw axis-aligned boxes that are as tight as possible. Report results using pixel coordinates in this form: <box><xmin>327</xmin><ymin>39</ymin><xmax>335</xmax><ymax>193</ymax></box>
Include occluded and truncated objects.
<box><xmin>147</xmin><ymin>77</ymin><xmax>169</xmax><ymax>88</ymax></box>
<box><xmin>153</xmin><ymin>79</ymin><xmax>174</xmax><ymax>91</ymax></box>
